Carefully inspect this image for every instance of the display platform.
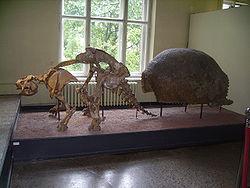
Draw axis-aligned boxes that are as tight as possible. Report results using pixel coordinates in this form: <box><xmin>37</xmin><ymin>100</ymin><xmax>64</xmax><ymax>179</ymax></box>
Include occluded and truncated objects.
<box><xmin>12</xmin><ymin>106</ymin><xmax>245</xmax><ymax>161</ymax></box>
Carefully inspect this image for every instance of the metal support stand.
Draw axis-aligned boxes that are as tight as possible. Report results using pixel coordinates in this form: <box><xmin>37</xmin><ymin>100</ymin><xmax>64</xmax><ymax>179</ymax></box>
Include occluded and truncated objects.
<box><xmin>200</xmin><ymin>104</ymin><xmax>203</xmax><ymax>119</ymax></box>
<box><xmin>160</xmin><ymin>104</ymin><xmax>163</xmax><ymax>117</ymax></box>
<box><xmin>184</xmin><ymin>103</ymin><xmax>188</xmax><ymax>112</ymax></box>
<box><xmin>136</xmin><ymin>110</ymin><xmax>138</xmax><ymax>119</ymax></box>
<box><xmin>236</xmin><ymin>146</ymin><xmax>243</xmax><ymax>188</ymax></box>
<box><xmin>101</xmin><ymin>86</ymin><xmax>104</xmax><ymax>118</ymax></box>
<box><xmin>57</xmin><ymin>99</ymin><xmax>60</xmax><ymax>121</ymax></box>
<box><xmin>240</xmin><ymin>108</ymin><xmax>250</xmax><ymax>188</ymax></box>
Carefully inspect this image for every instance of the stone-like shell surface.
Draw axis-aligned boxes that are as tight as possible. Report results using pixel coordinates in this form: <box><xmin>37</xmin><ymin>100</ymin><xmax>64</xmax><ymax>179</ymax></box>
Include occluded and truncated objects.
<box><xmin>142</xmin><ymin>48</ymin><xmax>232</xmax><ymax>105</ymax></box>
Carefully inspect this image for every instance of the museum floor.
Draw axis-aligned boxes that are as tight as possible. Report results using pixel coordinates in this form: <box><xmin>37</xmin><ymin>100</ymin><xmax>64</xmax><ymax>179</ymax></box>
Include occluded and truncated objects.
<box><xmin>11</xmin><ymin>141</ymin><xmax>247</xmax><ymax>188</ymax></box>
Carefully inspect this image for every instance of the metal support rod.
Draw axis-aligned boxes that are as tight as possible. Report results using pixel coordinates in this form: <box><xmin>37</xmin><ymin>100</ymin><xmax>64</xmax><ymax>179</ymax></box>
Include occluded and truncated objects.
<box><xmin>136</xmin><ymin>110</ymin><xmax>138</xmax><ymax>119</ymax></box>
<box><xmin>160</xmin><ymin>104</ymin><xmax>163</xmax><ymax>117</ymax></box>
<box><xmin>101</xmin><ymin>86</ymin><xmax>104</xmax><ymax>118</ymax></box>
<box><xmin>184</xmin><ymin>103</ymin><xmax>188</xmax><ymax>112</ymax></box>
<box><xmin>200</xmin><ymin>104</ymin><xmax>203</xmax><ymax>119</ymax></box>
<box><xmin>235</xmin><ymin>145</ymin><xmax>243</xmax><ymax>188</ymax></box>
<box><xmin>57</xmin><ymin>99</ymin><xmax>60</xmax><ymax>121</ymax></box>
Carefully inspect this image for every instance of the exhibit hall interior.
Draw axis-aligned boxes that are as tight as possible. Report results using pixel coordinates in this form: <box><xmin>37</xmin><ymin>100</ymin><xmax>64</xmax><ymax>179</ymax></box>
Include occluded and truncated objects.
<box><xmin>0</xmin><ymin>0</ymin><xmax>249</xmax><ymax>187</ymax></box>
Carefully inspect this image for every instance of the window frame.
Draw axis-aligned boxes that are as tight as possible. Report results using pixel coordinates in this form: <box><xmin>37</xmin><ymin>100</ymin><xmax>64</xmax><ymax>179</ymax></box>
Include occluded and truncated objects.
<box><xmin>222</xmin><ymin>0</ymin><xmax>248</xmax><ymax>9</ymax></box>
<box><xmin>59</xmin><ymin>0</ymin><xmax>152</xmax><ymax>78</ymax></box>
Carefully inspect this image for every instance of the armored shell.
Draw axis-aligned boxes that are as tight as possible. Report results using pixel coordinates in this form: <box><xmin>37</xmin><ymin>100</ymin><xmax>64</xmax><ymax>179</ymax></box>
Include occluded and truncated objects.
<box><xmin>142</xmin><ymin>48</ymin><xmax>233</xmax><ymax>106</ymax></box>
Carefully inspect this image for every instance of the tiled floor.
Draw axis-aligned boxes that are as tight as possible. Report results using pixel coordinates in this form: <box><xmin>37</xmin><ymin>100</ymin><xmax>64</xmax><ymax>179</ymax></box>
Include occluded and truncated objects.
<box><xmin>11</xmin><ymin>141</ymin><xmax>244</xmax><ymax>188</ymax></box>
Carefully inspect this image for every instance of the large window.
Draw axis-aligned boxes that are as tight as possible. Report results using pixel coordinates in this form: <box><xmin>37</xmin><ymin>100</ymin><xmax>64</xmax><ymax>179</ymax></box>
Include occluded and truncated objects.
<box><xmin>61</xmin><ymin>0</ymin><xmax>151</xmax><ymax>76</ymax></box>
<box><xmin>222</xmin><ymin>0</ymin><xmax>248</xmax><ymax>9</ymax></box>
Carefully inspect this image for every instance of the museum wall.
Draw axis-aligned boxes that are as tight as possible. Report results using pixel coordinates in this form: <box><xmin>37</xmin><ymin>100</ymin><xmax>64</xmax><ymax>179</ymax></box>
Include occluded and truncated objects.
<box><xmin>189</xmin><ymin>6</ymin><xmax>250</xmax><ymax>114</ymax></box>
<box><xmin>0</xmin><ymin>0</ymin><xmax>220</xmax><ymax>105</ymax></box>
<box><xmin>150</xmin><ymin>0</ymin><xmax>222</xmax><ymax>59</ymax></box>
<box><xmin>0</xmin><ymin>0</ymin><xmax>60</xmax><ymax>105</ymax></box>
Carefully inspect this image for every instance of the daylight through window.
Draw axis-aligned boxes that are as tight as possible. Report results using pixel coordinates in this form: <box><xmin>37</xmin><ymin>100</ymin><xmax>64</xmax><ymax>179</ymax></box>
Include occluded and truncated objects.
<box><xmin>61</xmin><ymin>0</ymin><xmax>151</xmax><ymax>76</ymax></box>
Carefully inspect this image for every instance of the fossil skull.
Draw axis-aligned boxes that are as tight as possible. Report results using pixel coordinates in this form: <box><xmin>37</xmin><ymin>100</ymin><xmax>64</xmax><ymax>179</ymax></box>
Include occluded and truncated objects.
<box><xmin>16</xmin><ymin>77</ymin><xmax>38</xmax><ymax>96</ymax></box>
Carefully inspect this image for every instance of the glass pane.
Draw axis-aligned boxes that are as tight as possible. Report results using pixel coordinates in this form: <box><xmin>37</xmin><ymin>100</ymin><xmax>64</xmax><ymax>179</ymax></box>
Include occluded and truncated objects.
<box><xmin>128</xmin><ymin>0</ymin><xmax>144</xmax><ymax>20</ymax></box>
<box><xmin>91</xmin><ymin>0</ymin><xmax>120</xmax><ymax>18</ymax></box>
<box><xmin>63</xmin><ymin>0</ymin><xmax>85</xmax><ymax>16</ymax></box>
<box><xmin>222</xmin><ymin>3</ymin><xmax>230</xmax><ymax>9</ymax></box>
<box><xmin>63</xmin><ymin>19</ymin><xmax>85</xmax><ymax>71</ymax></box>
<box><xmin>90</xmin><ymin>21</ymin><xmax>119</xmax><ymax>60</ymax></box>
<box><xmin>126</xmin><ymin>24</ymin><xmax>143</xmax><ymax>72</ymax></box>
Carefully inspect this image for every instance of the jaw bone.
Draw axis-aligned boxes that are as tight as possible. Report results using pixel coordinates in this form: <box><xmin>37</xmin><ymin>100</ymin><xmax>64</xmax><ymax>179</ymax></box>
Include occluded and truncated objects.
<box><xmin>16</xmin><ymin>80</ymin><xmax>38</xmax><ymax>96</ymax></box>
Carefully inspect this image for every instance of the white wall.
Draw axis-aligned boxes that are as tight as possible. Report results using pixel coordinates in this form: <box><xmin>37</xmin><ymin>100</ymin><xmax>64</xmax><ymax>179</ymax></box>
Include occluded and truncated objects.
<box><xmin>189</xmin><ymin>6</ymin><xmax>250</xmax><ymax>114</ymax></box>
<box><xmin>0</xmin><ymin>0</ymin><xmax>220</xmax><ymax>105</ymax></box>
<box><xmin>0</xmin><ymin>0</ymin><xmax>60</xmax><ymax>105</ymax></box>
<box><xmin>150</xmin><ymin>0</ymin><xmax>221</xmax><ymax>58</ymax></box>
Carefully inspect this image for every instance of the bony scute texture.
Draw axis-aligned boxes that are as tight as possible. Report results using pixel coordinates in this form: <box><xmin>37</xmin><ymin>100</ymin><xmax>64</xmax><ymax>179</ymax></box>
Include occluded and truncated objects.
<box><xmin>142</xmin><ymin>48</ymin><xmax>233</xmax><ymax>106</ymax></box>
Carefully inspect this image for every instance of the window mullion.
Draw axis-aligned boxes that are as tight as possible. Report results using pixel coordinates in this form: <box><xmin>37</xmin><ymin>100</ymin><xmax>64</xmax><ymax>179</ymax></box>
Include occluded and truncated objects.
<box><xmin>59</xmin><ymin>1</ymin><xmax>64</xmax><ymax>62</ymax></box>
<box><xmin>140</xmin><ymin>0</ymin><xmax>149</xmax><ymax>72</ymax></box>
<box><xmin>144</xmin><ymin>0</ymin><xmax>151</xmax><ymax>71</ymax></box>
<box><xmin>143</xmin><ymin>0</ymin><xmax>148</xmax><ymax>21</ymax></box>
<box><xmin>85</xmin><ymin>0</ymin><xmax>91</xmax><ymax>47</ymax></box>
<box><xmin>120</xmin><ymin>0</ymin><xmax>128</xmax><ymax>64</ymax></box>
<box><xmin>84</xmin><ymin>0</ymin><xmax>91</xmax><ymax>74</ymax></box>
<box><xmin>140</xmin><ymin>24</ymin><xmax>146</xmax><ymax>72</ymax></box>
